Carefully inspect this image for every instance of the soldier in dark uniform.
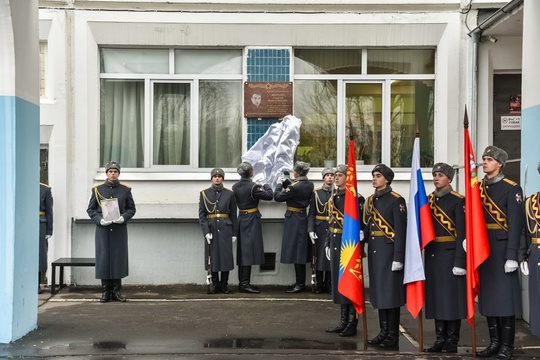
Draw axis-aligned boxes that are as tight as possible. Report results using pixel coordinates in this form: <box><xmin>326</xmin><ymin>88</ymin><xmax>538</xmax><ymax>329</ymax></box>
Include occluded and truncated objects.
<box><xmin>87</xmin><ymin>161</ymin><xmax>136</xmax><ymax>303</ymax></box>
<box><xmin>308</xmin><ymin>167</ymin><xmax>334</xmax><ymax>294</ymax></box>
<box><xmin>363</xmin><ymin>164</ymin><xmax>407</xmax><ymax>349</ymax></box>
<box><xmin>522</xmin><ymin>160</ymin><xmax>540</xmax><ymax>337</ymax></box>
<box><xmin>324</xmin><ymin>164</ymin><xmax>365</xmax><ymax>337</ymax></box>
<box><xmin>476</xmin><ymin>146</ymin><xmax>524</xmax><ymax>360</ymax></box>
<box><xmin>424</xmin><ymin>163</ymin><xmax>466</xmax><ymax>353</ymax></box>
<box><xmin>199</xmin><ymin>168</ymin><xmax>238</xmax><ymax>294</ymax></box>
<box><xmin>274</xmin><ymin>161</ymin><xmax>314</xmax><ymax>293</ymax></box>
<box><xmin>232</xmin><ymin>162</ymin><xmax>273</xmax><ymax>293</ymax></box>
<box><xmin>39</xmin><ymin>183</ymin><xmax>53</xmax><ymax>293</ymax></box>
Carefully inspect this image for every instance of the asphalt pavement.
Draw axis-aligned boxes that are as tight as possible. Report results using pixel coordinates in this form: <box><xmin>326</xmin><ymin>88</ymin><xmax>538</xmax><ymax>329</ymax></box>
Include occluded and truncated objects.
<box><xmin>1</xmin><ymin>284</ymin><xmax>539</xmax><ymax>359</ymax></box>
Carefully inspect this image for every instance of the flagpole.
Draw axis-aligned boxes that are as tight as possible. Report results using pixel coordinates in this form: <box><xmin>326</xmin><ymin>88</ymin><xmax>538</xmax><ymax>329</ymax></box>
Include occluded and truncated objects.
<box><xmin>418</xmin><ymin>309</ymin><xmax>423</xmax><ymax>352</ymax></box>
<box><xmin>360</xmin><ymin>257</ymin><xmax>368</xmax><ymax>350</ymax></box>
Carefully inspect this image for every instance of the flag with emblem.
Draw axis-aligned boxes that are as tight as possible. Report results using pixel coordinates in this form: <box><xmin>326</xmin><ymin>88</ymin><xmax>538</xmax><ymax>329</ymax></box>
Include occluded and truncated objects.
<box><xmin>464</xmin><ymin>111</ymin><xmax>490</xmax><ymax>326</ymax></box>
<box><xmin>338</xmin><ymin>140</ymin><xmax>365</xmax><ymax>314</ymax></box>
<box><xmin>404</xmin><ymin>136</ymin><xmax>435</xmax><ymax>318</ymax></box>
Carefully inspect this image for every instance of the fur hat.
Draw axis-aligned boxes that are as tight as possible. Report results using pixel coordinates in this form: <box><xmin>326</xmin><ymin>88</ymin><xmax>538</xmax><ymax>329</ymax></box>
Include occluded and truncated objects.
<box><xmin>237</xmin><ymin>162</ymin><xmax>253</xmax><ymax>178</ymax></box>
<box><xmin>432</xmin><ymin>162</ymin><xmax>455</xmax><ymax>181</ymax></box>
<box><xmin>210</xmin><ymin>168</ymin><xmax>225</xmax><ymax>179</ymax></box>
<box><xmin>482</xmin><ymin>146</ymin><xmax>508</xmax><ymax>167</ymax></box>
<box><xmin>293</xmin><ymin>161</ymin><xmax>310</xmax><ymax>176</ymax></box>
<box><xmin>105</xmin><ymin>161</ymin><xmax>121</xmax><ymax>173</ymax></box>
<box><xmin>321</xmin><ymin>167</ymin><xmax>335</xmax><ymax>178</ymax></box>
<box><xmin>372</xmin><ymin>163</ymin><xmax>394</xmax><ymax>184</ymax></box>
<box><xmin>335</xmin><ymin>164</ymin><xmax>348</xmax><ymax>175</ymax></box>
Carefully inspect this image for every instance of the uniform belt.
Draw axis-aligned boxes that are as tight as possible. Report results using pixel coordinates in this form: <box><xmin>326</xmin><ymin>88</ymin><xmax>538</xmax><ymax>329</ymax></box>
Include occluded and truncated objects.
<box><xmin>287</xmin><ymin>206</ymin><xmax>305</xmax><ymax>213</ymax></box>
<box><xmin>39</xmin><ymin>211</ymin><xmax>45</xmax><ymax>215</ymax></box>
<box><xmin>434</xmin><ymin>236</ymin><xmax>455</xmax><ymax>242</ymax></box>
<box><xmin>486</xmin><ymin>223</ymin><xmax>504</xmax><ymax>230</ymax></box>
<box><xmin>239</xmin><ymin>207</ymin><xmax>258</xmax><ymax>214</ymax></box>
<box><xmin>316</xmin><ymin>215</ymin><xmax>328</xmax><ymax>221</ymax></box>
<box><xmin>532</xmin><ymin>238</ymin><xmax>540</xmax><ymax>244</ymax></box>
<box><xmin>208</xmin><ymin>214</ymin><xmax>229</xmax><ymax>219</ymax></box>
<box><xmin>329</xmin><ymin>227</ymin><xmax>342</xmax><ymax>234</ymax></box>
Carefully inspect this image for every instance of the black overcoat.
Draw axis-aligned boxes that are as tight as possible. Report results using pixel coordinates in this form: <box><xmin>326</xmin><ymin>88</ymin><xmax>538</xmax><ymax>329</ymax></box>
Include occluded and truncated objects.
<box><xmin>232</xmin><ymin>179</ymin><xmax>273</xmax><ymax>266</ymax></box>
<box><xmin>363</xmin><ymin>187</ymin><xmax>407</xmax><ymax>309</ymax></box>
<box><xmin>424</xmin><ymin>189</ymin><xmax>467</xmax><ymax>320</ymax></box>
<box><xmin>308</xmin><ymin>186</ymin><xmax>332</xmax><ymax>271</ymax></box>
<box><xmin>274</xmin><ymin>177</ymin><xmax>314</xmax><ymax>264</ymax></box>
<box><xmin>199</xmin><ymin>186</ymin><xmax>238</xmax><ymax>272</ymax></box>
<box><xmin>524</xmin><ymin>192</ymin><xmax>540</xmax><ymax>336</ymax></box>
<box><xmin>39</xmin><ymin>183</ymin><xmax>53</xmax><ymax>272</ymax></box>
<box><xmin>478</xmin><ymin>176</ymin><xmax>524</xmax><ymax>316</ymax></box>
<box><xmin>87</xmin><ymin>181</ymin><xmax>136</xmax><ymax>279</ymax></box>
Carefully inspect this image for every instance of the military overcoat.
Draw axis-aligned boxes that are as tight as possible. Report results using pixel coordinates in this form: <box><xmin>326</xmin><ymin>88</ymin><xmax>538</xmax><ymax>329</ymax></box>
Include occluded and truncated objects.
<box><xmin>524</xmin><ymin>191</ymin><xmax>540</xmax><ymax>336</ymax></box>
<box><xmin>87</xmin><ymin>181</ymin><xmax>136</xmax><ymax>279</ymax></box>
<box><xmin>39</xmin><ymin>183</ymin><xmax>53</xmax><ymax>272</ymax></box>
<box><xmin>308</xmin><ymin>186</ymin><xmax>332</xmax><ymax>271</ymax></box>
<box><xmin>232</xmin><ymin>179</ymin><xmax>273</xmax><ymax>266</ymax></box>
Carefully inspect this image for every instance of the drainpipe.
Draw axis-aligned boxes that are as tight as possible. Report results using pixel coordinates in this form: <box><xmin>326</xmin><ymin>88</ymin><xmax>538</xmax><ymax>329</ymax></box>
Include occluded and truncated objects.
<box><xmin>466</xmin><ymin>0</ymin><xmax>524</xmax><ymax>149</ymax></box>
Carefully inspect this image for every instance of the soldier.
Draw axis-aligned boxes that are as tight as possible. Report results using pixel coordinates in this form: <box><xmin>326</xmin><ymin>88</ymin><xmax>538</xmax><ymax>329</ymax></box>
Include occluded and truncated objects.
<box><xmin>324</xmin><ymin>164</ymin><xmax>365</xmax><ymax>337</ymax></box>
<box><xmin>308</xmin><ymin>167</ymin><xmax>335</xmax><ymax>293</ymax></box>
<box><xmin>39</xmin><ymin>183</ymin><xmax>53</xmax><ymax>294</ymax></box>
<box><xmin>424</xmin><ymin>163</ymin><xmax>466</xmax><ymax>353</ymax></box>
<box><xmin>476</xmin><ymin>146</ymin><xmax>524</xmax><ymax>360</ymax></box>
<box><xmin>199</xmin><ymin>168</ymin><xmax>238</xmax><ymax>294</ymax></box>
<box><xmin>87</xmin><ymin>161</ymin><xmax>136</xmax><ymax>303</ymax></box>
<box><xmin>232</xmin><ymin>162</ymin><xmax>273</xmax><ymax>293</ymax></box>
<box><xmin>363</xmin><ymin>164</ymin><xmax>407</xmax><ymax>349</ymax></box>
<box><xmin>521</xmin><ymin>160</ymin><xmax>540</xmax><ymax>337</ymax></box>
<box><xmin>274</xmin><ymin>161</ymin><xmax>314</xmax><ymax>293</ymax></box>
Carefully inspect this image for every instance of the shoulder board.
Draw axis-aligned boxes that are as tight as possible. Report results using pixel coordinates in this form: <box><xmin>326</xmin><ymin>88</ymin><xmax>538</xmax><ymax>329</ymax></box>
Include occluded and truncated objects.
<box><xmin>290</xmin><ymin>181</ymin><xmax>299</xmax><ymax>186</ymax></box>
<box><xmin>390</xmin><ymin>191</ymin><xmax>401</xmax><ymax>198</ymax></box>
<box><xmin>450</xmin><ymin>191</ymin><xmax>464</xmax><ymax>199</ymax></box>
<box><xmin>120</xmin><ymin>183</ymin><xmax>131</xmax><ymax>189</ymax></box>
<box><xmin>314</xmin><ymin>187</ymin><xmax>322</xmax><ymax>191</ymax></box>
<box><xmin>201</xmin><ymin>187</ymin><xmax>211</xmax><ymax>193</ymax></box>
<box><xmin>40</xmin><ymin>182</ymin><xmax>50</xmax><ymax>188</ymax></box>
<box><xmin>503</xmin><ymin>178</ymin><xmax>518</xmax><ymax>186</ymax></box>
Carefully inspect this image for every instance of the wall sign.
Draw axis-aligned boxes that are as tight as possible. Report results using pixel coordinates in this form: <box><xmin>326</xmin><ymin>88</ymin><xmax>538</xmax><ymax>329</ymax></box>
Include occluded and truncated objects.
<box><xmin>244</xmin><ymin>82</ymin><xmax>293</xmax><ymax>118</ymax></box>
<box><xmin>501</xmin><ymin>116</ymin><xmax>521</xmax><ymax>130</ymax></box>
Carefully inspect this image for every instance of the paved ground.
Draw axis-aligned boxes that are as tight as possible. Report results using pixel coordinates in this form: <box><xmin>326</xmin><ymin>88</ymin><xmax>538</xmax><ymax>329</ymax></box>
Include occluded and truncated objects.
<box><xmin>1</xmin><ymin>284</ymin><xmax>539</xmax><ymax>359</ymax></box>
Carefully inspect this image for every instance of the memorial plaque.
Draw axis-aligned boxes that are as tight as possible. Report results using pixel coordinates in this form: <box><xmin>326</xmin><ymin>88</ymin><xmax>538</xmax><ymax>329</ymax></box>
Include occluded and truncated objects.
<box><xmin>244</xmin><ymin>82</ymin><xmax>293</xmax><ymax>118</ymax></box>
<box><xmin>101</xmin><ymin>198</ymin><xmax>121</xmax><ymax>222</ymax></box>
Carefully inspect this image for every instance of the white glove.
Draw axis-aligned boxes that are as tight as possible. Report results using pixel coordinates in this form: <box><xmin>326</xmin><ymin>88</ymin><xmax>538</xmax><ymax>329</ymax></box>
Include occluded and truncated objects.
<box><xmin>205</xmin><ymin>233</ymin><xmax>212</xmax><ymax>244</ymax></box>
<box><xmin>325</xmin><ymin>247</ymin><xmax>331</xmax><ymax>261</ymax></box>
<box><xmin>360</xmin><ymin>230</ymin><xmax>364</xmax><ymax>241</ymax></box>
<box><xmin>309</xmin><ymin>232</ymin><xmax>317</xmax><ymax>244</ymax></box>
<box><xmin>232</xmin><ymin>236</ymin><xmax>237</xmax><ymax>243</ymax></box>
<box><xmin>100</xmin><ymin>219</ymin><xmax>112</xmax><ymax>226</ymax></box>
<box><xmin>45</xmin><ymin>235</ymin><xmax>52</xmax><ymax>240</ymax></box>
<box><xmin>113</xmin><ymin>216</ymin><xmax>124</xmax><ymax>224</ymax></box>
<box><xmin>521</xmin><ymin>261</ymin><xmax>530</xmax><ymax>276</ymax></box>
<box><xmin>391</xmin><ymin>261</ymin><xmax>404</xmax><ymax>271</ymax></box>
<box><xmin>452</xmin><ymin>267</ymin><xmax>466</xmax><ymax>276</ymax></box>
<box><xmin>504</xmin><ymin>259</ymin><xmax>519</xmax><ymax>273</ymax></box>
<box><xmin>462</xmin><ymin>239</ymin><xmax>466</xmax><ymax>252</ymax></box>
<box><xmin>277</xmin><ymin>176</ymin><xmax>285</xmax><ymax>185</ymax></box>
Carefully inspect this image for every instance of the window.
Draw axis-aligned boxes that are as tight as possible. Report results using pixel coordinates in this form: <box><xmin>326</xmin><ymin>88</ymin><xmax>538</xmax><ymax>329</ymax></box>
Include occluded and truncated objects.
<box><xmin>39</xmin><ymin>42</ymin><xmax>47</xmax><ymax>98</ymax></box>
<box><xmin>100</xmin><ymin>48</ymin><xmax>243</xmax><ymax>169</ymax></box>
<box><xmin>294</xmin><ymin>48</ymin><xmax>435</xmax><ymax>168</ymax></box>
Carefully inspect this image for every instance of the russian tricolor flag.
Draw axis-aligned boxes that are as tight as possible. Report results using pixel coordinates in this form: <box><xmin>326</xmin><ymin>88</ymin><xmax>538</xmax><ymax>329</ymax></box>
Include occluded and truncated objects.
<box><xmin>404</xmin><ymin>137</ymin><xmax>435</xmax><ymax>318</ymax></box>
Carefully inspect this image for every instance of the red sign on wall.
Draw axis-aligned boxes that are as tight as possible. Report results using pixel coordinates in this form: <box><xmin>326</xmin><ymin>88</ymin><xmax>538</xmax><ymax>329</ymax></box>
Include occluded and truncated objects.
<box><xmin>244</xmin><ymin>82</ymin><xmax>293</xmax><ymax>118</ymax></box>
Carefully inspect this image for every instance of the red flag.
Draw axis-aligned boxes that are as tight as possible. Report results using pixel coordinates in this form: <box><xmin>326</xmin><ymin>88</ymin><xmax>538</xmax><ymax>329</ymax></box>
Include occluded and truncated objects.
<box><xmin>337</xmin><ymin>140</ymin><xmax>365</xmax><ymax>314</ymax></box>
<box><xmin>464</xmin><ymin>115</ymin><xmax>490</xmax><ymax>326</ymax></box>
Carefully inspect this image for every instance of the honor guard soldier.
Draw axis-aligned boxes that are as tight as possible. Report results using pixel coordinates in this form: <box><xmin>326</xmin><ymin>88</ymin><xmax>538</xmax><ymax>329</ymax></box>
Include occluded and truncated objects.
<box><xmin>324</xmin><ymin>164</ymin><xmax>365</xmax><ymax>337</ymax></box>
<box><xmin>199</xmin><ymin>168</ymin><xmax>238</xmax><ymax>294</ymax></box>
<box><xmin>232</xmin><ymin>162</ymin><xmax>273</xmax><ymax>293</ymax></box>
<box><xmin>424</xmin><ymin>163</ymin><xmax>466</xmax><ymax>353</ymax></box>
<box><xmin>363</xmin><ymin>164</ymin><xmax>407</xmax><ymax>349</ymax></box>
<box><xmin>87</xmin><ymin>161</ymin><xmax>136</xmax><ymax>303</ymax></box>
<box><xmin>274</xmin><ymin>161</ymin><xmax>314</xmax><ymax>293</ymax></box>
<box><xmin>39</xmin><ymin>183</ymin><xmax>53</xmax><ymax>293</ymax></box>
<box><xmin>477</xmin><ymin>146</ymin><xmax>524</xmax><ymax>360</ymax></box>
<box><xmin>521</xmin><ymin>160</ymin><xmax>540</xmax><ymax>338</ymax></box>
<box><xmin>308</xmin><ymin>167</ymin><xmax>335</xmax><ymax>293</ymax></box>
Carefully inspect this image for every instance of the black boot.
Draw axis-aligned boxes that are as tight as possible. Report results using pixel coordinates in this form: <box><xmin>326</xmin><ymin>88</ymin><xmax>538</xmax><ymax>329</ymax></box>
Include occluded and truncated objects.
<box><xmin>442</xmin><ymin>319</ymin><xmax>461</xmax><ymax>353</ymax></box>
<box><xmin>340</xmin><ymin>306</ymin><xmax>358</xmax><ymax>337</ymax></box>
<box><xmin>111</xmin><ymin>279</ymin><xmax>126</xmax><ymax>302</ymax></box>
<box><xmin>315</xmin><ymin>270</ymin><xmax>324</xmax><ymax>293</ymax></box>
<box><xmin>324</xmin><ymin>271</ymin><xmax>332</xmax><ymax>294</ymax></box>
<box><xmin>380</xmin><ymin>307</ymin><xmax>400</xmax><ymax>349</ymax></box>
<box><xmin>220</xmin><ymin>271</ymin><xmax>230</xmax><ymax>294</ymax></box>
<box><xmin>239</xmin><ymin>266</ymin><xmax>259</xmax><ymax>293</ymax></box>
<box><xmin>326</xmin><ymin>305</ymin><xmax>349</xmax><ymax>333</ymax></box>
<box><xmin>496</xmin><ymin>316</ymin><xmax>515</xmax><ymax>360</ymax></box>
<box><xmin>210</xmin><ymin>272</ymin><xmax>220</xmax><ymax>294</ymax></box>
<box><xmin>100</xmin><ymin>279</ymin><xmax>111</xmax><ymax>303</ymax></box>
<box><xmin>368</xmin><ymin>309</ymin><xmax>388</xmax><ymax>345</ymax></box>
<box><xmin>477</xmin><ymin>316</ymin><xmax>501</xmax><ymax>357</ymax></box>
<box><xmin>286</xmin><ymin>264</ymin><xmax>306</xmax><ymax>293</ymax></box>
<box><xmin>424</xmin><ymin>319</ymin><xmax>447</xmax><ymax>352</ymax></box>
